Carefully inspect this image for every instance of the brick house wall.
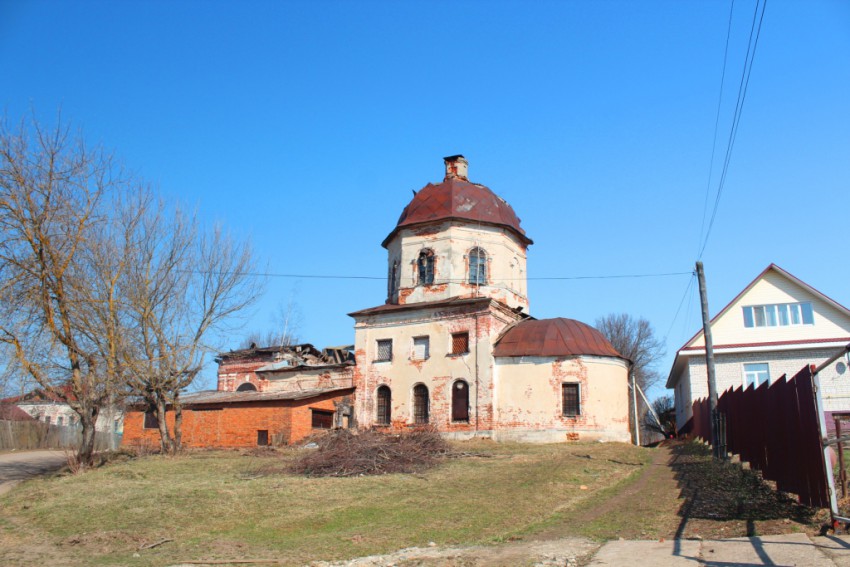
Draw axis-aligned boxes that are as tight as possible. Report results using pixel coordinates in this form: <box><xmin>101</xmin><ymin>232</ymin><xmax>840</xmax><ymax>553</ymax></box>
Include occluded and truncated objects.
<box><xmin>122</xmin><ymin>389</ymin><xmax>354</xmax><ymax>449</ymax></box>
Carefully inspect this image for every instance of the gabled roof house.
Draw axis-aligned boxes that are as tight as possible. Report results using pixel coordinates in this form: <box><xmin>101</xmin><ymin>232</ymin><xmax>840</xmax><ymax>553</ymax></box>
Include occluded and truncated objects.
<box><xmin>667</xmin><ymin>264</ymin><xmax>850</xmax><ymax>431</ymax></box>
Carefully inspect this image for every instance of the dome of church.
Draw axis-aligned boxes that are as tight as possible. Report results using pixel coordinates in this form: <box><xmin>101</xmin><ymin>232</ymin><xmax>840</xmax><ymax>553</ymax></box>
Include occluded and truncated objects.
<box><xmin>493</xmin><ymin>318</ymin><xmax>626</xmax><ymax>360</ymax></box>
<box><xmin>382</xmin><ymin>156</ymin><xmax>532</xmax><ymax>248</ymax></box>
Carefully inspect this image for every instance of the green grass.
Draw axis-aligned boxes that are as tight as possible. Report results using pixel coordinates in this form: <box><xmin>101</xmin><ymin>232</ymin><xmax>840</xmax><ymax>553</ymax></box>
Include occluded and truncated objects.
<box><xmin>0</xmin><ymin>441</ymin><xmax>650</xmax><ymax>566</ymax></box>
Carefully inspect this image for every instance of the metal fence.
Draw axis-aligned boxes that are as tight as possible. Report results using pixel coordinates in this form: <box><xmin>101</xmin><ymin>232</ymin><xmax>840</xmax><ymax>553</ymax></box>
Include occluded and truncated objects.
<box><xmin>689</xmin><ymin>365</ymin><xmax>830</xmax><ymax>508</ymax></box>
<box><xmin>0</xmin><ymin>420</ymin><xmax>122</xmax><ymax>451</ymax></box>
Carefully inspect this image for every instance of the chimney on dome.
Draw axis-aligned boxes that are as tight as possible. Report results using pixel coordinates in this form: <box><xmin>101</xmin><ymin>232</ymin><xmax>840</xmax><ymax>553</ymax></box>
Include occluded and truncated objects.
<box><xmin>443</xmin><ymin>155</ymin><xmax>468</xmax><ymax>181</ymax></box>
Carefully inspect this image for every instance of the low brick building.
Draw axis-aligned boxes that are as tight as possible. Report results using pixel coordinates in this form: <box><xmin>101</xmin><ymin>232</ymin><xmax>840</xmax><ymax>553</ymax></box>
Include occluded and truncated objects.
<box><xmin>122</xmin><ymin>387</ymin><xmax>354</xmax><ymax>448</ymax></box>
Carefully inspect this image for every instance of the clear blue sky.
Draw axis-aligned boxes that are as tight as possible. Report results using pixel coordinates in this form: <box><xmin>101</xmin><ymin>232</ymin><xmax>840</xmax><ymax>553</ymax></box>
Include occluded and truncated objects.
<box><xmin>2</xmin><ymin>0</ymin><xmax>848</xmax><ymax>395</ymax></box>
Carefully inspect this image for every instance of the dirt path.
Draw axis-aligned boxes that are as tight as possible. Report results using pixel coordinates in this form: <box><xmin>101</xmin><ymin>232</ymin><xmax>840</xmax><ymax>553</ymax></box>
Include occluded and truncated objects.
<box><xmin>0</xmin><ymin>450</ymin><xmax>67</xmax><ymax>496</ymax></box>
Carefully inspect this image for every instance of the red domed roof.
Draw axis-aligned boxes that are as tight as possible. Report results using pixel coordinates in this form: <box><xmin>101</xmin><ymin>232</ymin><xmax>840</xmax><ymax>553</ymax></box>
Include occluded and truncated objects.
<box><xmin>494</xmin><ymin>318</ymin><xmax>627</xmax><ymax>360</ymax></box>
<box><xmin>382</xmin><ymin>177</ymin><xmax>532</xmax><ymax>248</ymax></box>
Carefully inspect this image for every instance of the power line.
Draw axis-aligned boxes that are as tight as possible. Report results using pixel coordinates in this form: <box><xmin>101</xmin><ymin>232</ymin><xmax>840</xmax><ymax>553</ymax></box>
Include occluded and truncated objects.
<box><xmin>698</xmin><ymin>0</ymin><xmax>768</xmax><ymax>260</ymax></box>
<box><xmin>697</xmin><ymin>0</ymin><xmax>736</xmax><ymax>259</ymax></box>
<box><xmin>663</xmin><ymin>271</ymin><xmax>697</xmax><ymax>342</ymax></box>
<box><xmin>214</xmin><ymin>270</ymin><xmax>694</xmax><ymax>282</ymax></box>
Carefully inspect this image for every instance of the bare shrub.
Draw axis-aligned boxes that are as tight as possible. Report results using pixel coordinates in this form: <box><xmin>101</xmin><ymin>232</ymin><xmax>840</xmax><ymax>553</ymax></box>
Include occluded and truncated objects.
<box><xmin>289</xmin><ymin>427</ymin><xmax>450</xmax><ymax>477</ymax></box>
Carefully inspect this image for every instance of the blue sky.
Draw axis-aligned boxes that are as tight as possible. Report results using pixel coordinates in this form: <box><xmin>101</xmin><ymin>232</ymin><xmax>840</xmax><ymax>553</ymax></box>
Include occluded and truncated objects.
<box><xmin>2</xmin><ymin>0</ymin><xmax>848</xmax><ymax>394</ymax></box>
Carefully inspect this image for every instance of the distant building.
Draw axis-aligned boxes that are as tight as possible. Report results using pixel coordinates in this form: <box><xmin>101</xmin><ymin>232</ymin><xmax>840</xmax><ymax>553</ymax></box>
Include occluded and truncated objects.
<box><xmin>1</xmin><ymin>385</ymin><xmax>123</xmax><ymax>433</ymax></box>
<box><xmin>667</xmin><ymin>264</ymin><xmax>850</xmax><ymax>431</ymax></box>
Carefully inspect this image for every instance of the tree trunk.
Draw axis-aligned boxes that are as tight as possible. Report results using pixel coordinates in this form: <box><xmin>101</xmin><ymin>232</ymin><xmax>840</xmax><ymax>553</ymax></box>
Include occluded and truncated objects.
<box><xmin>155</xmin><ymin>397</ymin><xmax>173</xmax><ymax>454</ymax></box>
<box><xmin>172</xmin><ymin>399</ymin><xmax>183</xmax><ymax>454</ymax></box>
<box><xmin>77</xmin><ymin>408</ymin><xmax>98</xmax><ymax>467</ymax></box>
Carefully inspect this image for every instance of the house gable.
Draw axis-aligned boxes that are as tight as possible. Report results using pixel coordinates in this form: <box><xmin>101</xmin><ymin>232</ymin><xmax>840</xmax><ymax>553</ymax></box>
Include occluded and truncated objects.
<box><xmin>667</xmin><ymin>264</ymin><xmax>850</xmax><ymax>388</ymax></box>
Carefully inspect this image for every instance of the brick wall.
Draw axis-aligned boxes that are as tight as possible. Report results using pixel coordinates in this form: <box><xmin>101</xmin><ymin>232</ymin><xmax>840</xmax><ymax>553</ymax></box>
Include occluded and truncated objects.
<box><xmin>122</xmin><ymin>390</ymin><xmax>354</xmax><ymax>449</ymax></box>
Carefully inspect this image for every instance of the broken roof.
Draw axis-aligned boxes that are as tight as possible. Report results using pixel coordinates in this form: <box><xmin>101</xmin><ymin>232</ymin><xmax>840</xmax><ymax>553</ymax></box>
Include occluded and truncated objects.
<box><xmin>164</xmin><ymin>387</ymin><xmax>354</xmax><ymax>407</ymax></box>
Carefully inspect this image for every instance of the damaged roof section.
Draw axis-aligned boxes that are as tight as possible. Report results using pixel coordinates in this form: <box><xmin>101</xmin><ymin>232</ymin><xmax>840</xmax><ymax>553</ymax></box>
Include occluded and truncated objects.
<box><xmin>216</xmin><ymin>343</ymin><xmax>355</xmax><ymax>369</ymax></box>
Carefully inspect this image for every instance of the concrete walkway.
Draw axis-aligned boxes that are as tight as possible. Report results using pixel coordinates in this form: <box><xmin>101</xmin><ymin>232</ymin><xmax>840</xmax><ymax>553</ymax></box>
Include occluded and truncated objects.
<box><xmin>0</xmin><ymin>450</ymin><xmax>67</xmax><ymax>496</ymax></box>
<box><xmin>590</xmin><ymin>533</ymin><xmax>850</xmax><ymax>566</ymax></box>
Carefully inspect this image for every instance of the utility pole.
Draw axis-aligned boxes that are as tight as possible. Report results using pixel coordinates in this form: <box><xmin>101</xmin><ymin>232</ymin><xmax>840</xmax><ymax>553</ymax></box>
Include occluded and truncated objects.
<box><xmin>696</xmin><ymin>261</ymin><xmax>721</xmax><ymax>459</ymax></box>
<box><xmin>631</xmin><ymin>372</ymin><xmax>641</xmax><ymax>446</ymax></box>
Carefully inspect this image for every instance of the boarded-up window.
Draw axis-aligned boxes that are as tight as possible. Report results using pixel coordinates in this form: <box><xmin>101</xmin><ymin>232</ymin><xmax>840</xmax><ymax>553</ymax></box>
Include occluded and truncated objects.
<box><xmin>562</xmin><ymin>383</ymin><xmax>580</xmax><ymax>417</ymax></box>
<box><xmin>376</xmin><ymin>339</ymin><xmax>392</xmax><ymax>362</ymax></box>
<box><xmin>257</xmin><ymin>430</ymin><xmax>269</xmax><ymax>446</ymax></box>
<box><xmin>312</xmin><ymin>409</ymin><xmax>334</xmax><ymax>429</ymax></box>
<box><xmin>413</xmin><ymin>384</ymin><xmax>429</xmax><ymax>424</ymax></box>
<box><xmin>451</xmin><ymin>332</ymin><xmax>469</xmax><ymax>355</ymax></box>
<box><xmin>418</xmin><ymin>249</ymin><xmax>435</xmax><ymax>285</ymax></box>
<box><xmin>144</xmin><ymin>410</ymin><xmax>159</xmax><ymax>429</ymax></box>
<box><xmin>413</xmin><ymin>336</ymin><xmax>430</xmax><ymax>360</ymax></box>
<box><xmin>376</xmin><ymin>385</ymin><xmax>391</xmax><ymax>425</ymax></box>
<box><xmin>452</xmin><ymin>380</ymin><xmax>469</xmax><ymax>422</ymax></box>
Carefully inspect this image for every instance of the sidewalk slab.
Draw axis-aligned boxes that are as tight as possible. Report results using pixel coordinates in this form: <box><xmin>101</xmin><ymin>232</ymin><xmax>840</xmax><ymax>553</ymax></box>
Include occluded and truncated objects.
<box><xmin>700</xmin><ymin>533</ymin><xmax>832</xmax><ymax>566</ymax></box>
<box><xmin>812</xmin><ymin>535</ymin><xmax>850</xmax><ymax>566</ymax></box>
<box><xmin>589</xmin><ymin>539</ymin><xmax>701</xmax><ymax>566</ymax></box>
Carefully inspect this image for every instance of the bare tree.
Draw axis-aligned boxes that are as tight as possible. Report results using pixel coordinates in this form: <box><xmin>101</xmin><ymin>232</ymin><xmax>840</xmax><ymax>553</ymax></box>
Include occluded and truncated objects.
<box><xmin>120</xmin><ymin>195</ymin><xmax>261</xmax><ymax>454</ymax></box>
<box><xmin>595</xmin><ymin>313</ymin><xmax>665</xmax><ymax>391</ymax></box>
<box><xmin>0</xmin><ymin>117</ymin><xmax>128</xmax><ymax>466</ymax></box>
<box><xmin>643</xmin><ymin>395</ymin><xmax>676</xmax><ymax>439</ymax></box>
<box><xmin>239</xmin><ymin>291</ymin><xmax>302</xmax><ymax>349</ymax></box>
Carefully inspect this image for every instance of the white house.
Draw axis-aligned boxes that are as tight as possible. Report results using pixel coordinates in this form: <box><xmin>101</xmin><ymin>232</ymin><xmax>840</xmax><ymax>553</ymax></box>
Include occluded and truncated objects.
<box><xmin>667</xmin><ymin>264</ymin><xmax>850</xmax><ymax>431</ymax></box>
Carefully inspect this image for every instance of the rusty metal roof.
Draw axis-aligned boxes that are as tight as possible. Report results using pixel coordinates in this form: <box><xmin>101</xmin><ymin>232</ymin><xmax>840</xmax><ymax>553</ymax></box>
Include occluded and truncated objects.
<box><xmin>382</xmin><ymin>177</ymin><xmax>532</xmax><ymax>248</ymax></box>
<box><xmin>493</xmin><ymin>318</ymin><xmax>626</xmax><ymax>360</ymax></box>
<box><xmin>177</xmin><ymin>387</ymin><xmax>353</xmax><ymax>406</ymax></box>
<box><xmin>348</xmin><ymin>296</ymin><xmax>492</xmax><ymax>318</ymax></box>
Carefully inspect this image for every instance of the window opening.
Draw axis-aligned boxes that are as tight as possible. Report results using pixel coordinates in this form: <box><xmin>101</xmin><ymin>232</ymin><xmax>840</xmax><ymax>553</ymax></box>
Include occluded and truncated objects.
<box><xmin>236</xmin><ymin>382</ymin><xmax>257</xmax><ymax>392</ymax></box>
<box><xmin>452</xmin><ymin>380</ymin><xmax>469</xmax><ymax>422</ymax></box>
<box><xmin>257</xmin><ymin>430</ymin><xmax>269</xmax><ymax>446</ymax></box>
<box><xmin>311</xmin><ymin>409</ymin><xmax>335</xmax><ymax>429</ymax></box>
<box><xmin>451</xmin><ymin>332</ymin><xmax>470</xmax><ymax>355</ymax></box>
<box><xmin>744</xmin><ymin>363</ymin><xmax>770</xmax><ymax>388</ymax></box>
<box><xmin>413</xmin><ymin>336</ymin><xmax>430</xmax><ymax>360</ymax></box>
<box><xmin>376</xmin><ymin>385</ymin><xmax>392</xmax><ymax>425</ymax></box>
<box><xmin>413</xmin><ymin>384</ymin><xmax>430</xmax><ymax>424</ymax></box>
<box><xmin>375</xmin><ymin>339</ymin><xmax>393</xmax><ymax>362</ymax></box>
<box><xmin>418</xmin><ymin>250</ymin><xmax>435</xmax><ymax>285</ymax></box>
<box><xmin>468</xmin><ymin>247</ymin><xmax>487</xmax><ymax>285</ymax></box>
<box><xmin>144</xmin><ymin>410</ymin><xmax>159</xmax><ymax>430</ymax></box>
<box><xmin>562</xmin><ymin>383</ymin><xmax>580</xmax><ymax>417</ymax></box>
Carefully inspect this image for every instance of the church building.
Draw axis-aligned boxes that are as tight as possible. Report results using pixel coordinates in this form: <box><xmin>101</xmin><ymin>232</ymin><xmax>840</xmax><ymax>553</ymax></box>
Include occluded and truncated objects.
<box><xmin>349</xmin><ymin>156</ymin><xmax>631</xmax><ymax>443</ymax></box>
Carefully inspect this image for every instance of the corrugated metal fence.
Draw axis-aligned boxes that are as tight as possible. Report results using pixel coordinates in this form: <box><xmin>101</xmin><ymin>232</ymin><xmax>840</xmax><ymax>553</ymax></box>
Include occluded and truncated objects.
<box><xmin>690</xmin><ymin>365</ymin><xmax>829</xmax><ymax>508</ymax></box>
<box><xmin>0</xmin><ymin>420</ymin><xmax>122</xmax><ymax>451</ymax></box>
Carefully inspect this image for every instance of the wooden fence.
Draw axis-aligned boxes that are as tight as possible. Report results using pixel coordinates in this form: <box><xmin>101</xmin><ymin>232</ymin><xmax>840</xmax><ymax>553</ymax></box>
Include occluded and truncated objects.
<box><xmin>0</xmin><ymin>420</ymin><xmax>122</xmax><ymax>452</ymax></box>
<box><xmin>690</xmin><ymin>364</ymin><xmax>830</xmax><ymax>508</ymax></box>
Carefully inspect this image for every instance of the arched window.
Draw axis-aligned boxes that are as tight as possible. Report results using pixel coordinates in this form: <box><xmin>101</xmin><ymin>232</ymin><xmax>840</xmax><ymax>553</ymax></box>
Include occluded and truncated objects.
<box><xmin>417</xmin><ymin>249</ymin><xmax>435</xmax><ymax>285</ymax></box>
<box><xmin>468</xmin><ymin>247</ymin><xmax>487</xmax><ymax>285</ymax></box>
<box><xmin>376</xmin><ymin>385</ymin><xmax>392</xmax><ymax>425</ymax></box>
<box><xmin>452</xmin><ymin>380</ymin><xmax>469</xmax><ymax>422</ymax></box>
<box><xmin>388</xmin><ymin>260</ymin><xmax>398</xmax><ymax>301</ymax></box>
<box><xmin>413</xmin><ymin>384</ymin><xmax>430</xmax><ymax>424</ymax></box>
<box><xmin>236</xmin><ymin>382</ymin><xmax>257</xmax><ymax>392</ymax></box>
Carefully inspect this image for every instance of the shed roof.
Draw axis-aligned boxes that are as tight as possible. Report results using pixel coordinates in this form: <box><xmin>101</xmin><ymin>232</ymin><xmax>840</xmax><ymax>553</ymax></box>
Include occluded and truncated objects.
<box><xmin>493</xmin><ymin>318</ymin><xmax>625</xmax><ymax>360</ymax></box>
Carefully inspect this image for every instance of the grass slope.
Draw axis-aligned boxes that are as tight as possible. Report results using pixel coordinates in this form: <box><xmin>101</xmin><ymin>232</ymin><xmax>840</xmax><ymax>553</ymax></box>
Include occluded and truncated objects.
<box><xmin>0</xmin><ymin>440</ymin><xmax>648</xmax><ymax>566</ymax></box>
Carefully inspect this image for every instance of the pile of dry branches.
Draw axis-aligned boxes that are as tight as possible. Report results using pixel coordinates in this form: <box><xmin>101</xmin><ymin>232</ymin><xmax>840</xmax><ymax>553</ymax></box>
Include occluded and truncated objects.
<box><xmin>289</xmin><ymin>427</ymin><xmax>450</xmax><ymax>477</ymax></box>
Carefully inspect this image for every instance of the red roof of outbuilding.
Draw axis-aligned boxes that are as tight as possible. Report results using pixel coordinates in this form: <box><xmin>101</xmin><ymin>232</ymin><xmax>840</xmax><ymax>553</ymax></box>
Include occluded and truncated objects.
<box><xmin>0</xmin><ymin>403</ymin><xmax>36</xmax><ymax>421</ymax></box>
<box><xmin>494</xmin><ymin>318</ymin><xmax>626</xmax><ymax>360</ymax></box>
<box><xmin>382</xmin><ymin>177</ymin><xmax>532</xmax><ymax>248</ymax></box>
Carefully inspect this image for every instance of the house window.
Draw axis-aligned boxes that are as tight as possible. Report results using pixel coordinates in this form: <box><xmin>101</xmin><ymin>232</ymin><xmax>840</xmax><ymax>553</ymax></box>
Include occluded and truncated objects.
<box><xmin>44</xmin><ymin>416</ymin><xmax>51</xmax><ymax>425</ymax></box>
<box><xmin>452</xmin><ymin>380</ymin><xmax>469</xmax><ymax>422</ymax></box>
<box><xmin>375</xmin><ymin>339</ymin><xmax>393</xmax><ymax>362</ymax></box>
<box><xmin>143</xmin><ymin>410</ymin><xmax>159</xmax><ymax>429</ymax></box>
<box><xmin>257</xmin><ymin>430</ymin><xmax>269</xmax><ymax>446</ymax></box>
<box><xmin>417</xmin><ymin>249</ymin><xmax>435</xmax><ymax>285</ymax></box>
<box><xmin>412</xmin><ymin>336</ymin><xmax>430</xmax><ymax>360</ymax></box>
<box><xmin>562</xmin><ymin>383</ymin><xmax>581</xmax><ymax>417</ymax></box>
<box><xmin>744</xmin><ymin>363</ymin><xmax>770</xmax><ymax>388</ymax></box>
<box><xmin>311</xmin><ymin>409</ymin><xmax>335</xmax><ymax>429</ymax></box>
<box><xmin>413</xmin><ymin>384</ymin><xmax>429</xmax><ymax>424</ymax></box>
<box><xmin>451</xmin><ymin>332</ymin><xmax>470</xmax><ymax>355</ymax></box>
<box><xmin>742</xmin><ymin>302</ymin><xmax>814</xmax><ymax>328</ymax></box>
<box><xmin>57</xmin><ymin>416</ymin><xmax>64</xmax><ymax>426</ymax></box>
<box><xmin>468</xmin><ymin>247</ymin><xmax>487</xmax><ymax>285</ymax></box>
<box><xmin>376</xmin><ymin>385</ymin><xmax>392</xmax><ymax>425</ymax></box>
